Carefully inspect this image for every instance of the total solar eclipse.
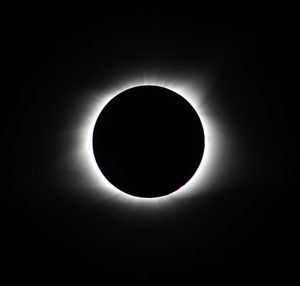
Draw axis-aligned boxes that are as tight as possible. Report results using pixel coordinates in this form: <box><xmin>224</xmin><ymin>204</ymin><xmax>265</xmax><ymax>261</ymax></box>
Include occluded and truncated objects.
<box><xmin>92</xmin><ymin>85</ymin><xmax>205</xmax><ymax>198</ymax></box>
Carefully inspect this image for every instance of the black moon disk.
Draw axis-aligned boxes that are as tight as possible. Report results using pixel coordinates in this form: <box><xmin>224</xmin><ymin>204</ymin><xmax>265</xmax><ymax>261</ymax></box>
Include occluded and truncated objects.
<box><xmin>93</xmin><ymin>86</ymin><xmax>205</xmax><ymax>198</ymax></box>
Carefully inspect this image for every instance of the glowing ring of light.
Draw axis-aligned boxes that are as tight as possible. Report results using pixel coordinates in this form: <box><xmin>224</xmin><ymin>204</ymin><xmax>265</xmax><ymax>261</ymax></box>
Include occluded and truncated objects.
<box><xmin>75</xmin><ymin>77</ymin><xmax>221</xmax><ymax>206</ymax></box>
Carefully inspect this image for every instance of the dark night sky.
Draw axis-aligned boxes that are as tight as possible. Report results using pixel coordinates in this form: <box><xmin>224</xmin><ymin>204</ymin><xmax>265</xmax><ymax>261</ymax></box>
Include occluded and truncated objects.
<box><xmin>6</xmin><ymin>2</ymin><xmax>298</xmax><ymax>283</ymax></box>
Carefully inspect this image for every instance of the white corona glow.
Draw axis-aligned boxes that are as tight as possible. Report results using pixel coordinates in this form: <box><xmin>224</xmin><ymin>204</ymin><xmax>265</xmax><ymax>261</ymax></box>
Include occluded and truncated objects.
<box><xmin>72</xmin><ymin>75</ymin><xmax>225</xmax><ymax>207</ymax></box>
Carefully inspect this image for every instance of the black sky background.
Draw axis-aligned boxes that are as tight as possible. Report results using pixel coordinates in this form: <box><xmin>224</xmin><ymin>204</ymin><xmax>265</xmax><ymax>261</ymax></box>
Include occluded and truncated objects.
<box><xmin>7</xmin><ymin>2</ymin><xmax>298</xmax><ymax>283</ymax></box>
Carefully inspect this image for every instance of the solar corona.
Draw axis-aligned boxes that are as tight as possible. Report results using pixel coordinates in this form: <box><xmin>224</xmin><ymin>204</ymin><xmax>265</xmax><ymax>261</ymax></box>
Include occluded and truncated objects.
<box><xmin>73</xmin><ymin>76</ymin><xmax>220</xmax><ymax>206</ymax></box>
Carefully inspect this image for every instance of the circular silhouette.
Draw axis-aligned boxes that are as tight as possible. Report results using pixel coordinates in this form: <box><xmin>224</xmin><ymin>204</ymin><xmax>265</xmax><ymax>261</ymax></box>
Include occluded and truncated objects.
<box><xmin>93</xmin><ymin>86</ymin><xmax>205</xmax><ymax>198</ymax></box>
